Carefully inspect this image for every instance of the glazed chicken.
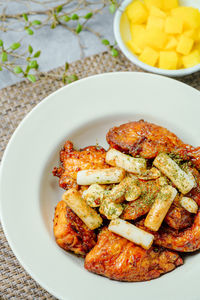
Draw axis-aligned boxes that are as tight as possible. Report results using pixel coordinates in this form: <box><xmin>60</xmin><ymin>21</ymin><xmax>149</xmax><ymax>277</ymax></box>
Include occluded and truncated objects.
<box><xmin>107</xmin><ymin>120</ymin><xmax>200</xmax><ymax>170</ymax></box>
<box><xmin>85</xmin><ymin>228</ymin><xmax>183</xmax><ymax>281</ymax></box>
<box><xmin>154</xmin><ymin>211</ymin><xmax>200</xmax><ymax>252</ymax></box>
<box><xmin>53</xmin><ymin>200</ymin><xmax>96</xmax><ymax>256</ymax></box>
<box><xmin>53</xmin><ymin>120</ymin><xmax>200</xmax><ymax>282</ymax></box>
<box><xmin>53</xmin><ymin>141</ymin><xmax>110</xmax><ymax>190</ymax></box>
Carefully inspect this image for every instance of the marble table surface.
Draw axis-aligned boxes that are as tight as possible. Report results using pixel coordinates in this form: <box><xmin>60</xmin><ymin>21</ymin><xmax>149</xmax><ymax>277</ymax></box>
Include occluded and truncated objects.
<box><xmin>0</xmin><ymin>0</ymin><xmax>115</xmax><ymax>89</ymax></box>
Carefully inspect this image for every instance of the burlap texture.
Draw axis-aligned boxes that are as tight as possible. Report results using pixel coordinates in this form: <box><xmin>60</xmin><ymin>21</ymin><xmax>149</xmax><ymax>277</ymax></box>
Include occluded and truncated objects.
<box><xmin>0</xmin><ymin>51</ymin><xmax>200</xmax><ymax>299</ymax></box>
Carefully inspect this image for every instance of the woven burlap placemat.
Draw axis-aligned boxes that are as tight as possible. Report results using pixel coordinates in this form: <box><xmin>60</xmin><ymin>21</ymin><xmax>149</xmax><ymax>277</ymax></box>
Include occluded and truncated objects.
<box><xmin>0</xmin><ymin>51</ymin><xmax>200</xmax><ymax>299</ymax></box>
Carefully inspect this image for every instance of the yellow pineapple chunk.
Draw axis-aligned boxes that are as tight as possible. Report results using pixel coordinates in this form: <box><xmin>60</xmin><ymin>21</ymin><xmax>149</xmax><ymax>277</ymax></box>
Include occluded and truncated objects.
<box><xmin>159</xmin><ymin>51</ymin><xmax>178</xmax><ymax>69</ymax></box>
<box><xmin>146</xmin><ymin>16</ymin><xmax>165</xmax><ymax>31</ymax></box>
<box><xmin>139</xmin><ymin>46</ymin><xmax>159</xmax><ymax>66</ymax></box>
<box><xmin>126</xmin><ymin>1</ymin><xmax>148</xmax><ymax>24</ymax></box>
<box><xmin>177</xmin><ymin>35</ymin><xmax>194</xmax><ymax>55</ymax></box>
<box><xmin>146</xmin><ymin>28</ymin><xmax>167</xmax><ymax>49</ymax></box>
<box><xmin>183</xmin><ymin>29</ymin><xmax>198</xmax><ymax>41</ymax></box>
<box><xmin>163</xmin><ymin>0</ymin><xmax>178</xmax><ymax>11</ymax></box>
<box><xmin>130</xmin><ymin>24</ymin><xmax>147</xmax><ymax>50</ymax></box>
<box><xmin>182</xmin><ymin>50</ymin><xmax>200</xmax><ymax>68</ymax></box>
<box><xmin>177</xmin><ymin>55</ymin><xmax>183</xmax><ymax>69</ymax></box>
<box><xmin>150</xmin><ymin>6</ymin><xmax>166</xmax><ymax>18</ymax></box>
<box><xmin>195</xmin><ymin>42</ymin><xmax>200</xmax><ymax>54</ymax></box>
<box><xmin>165</xmin><ymin>36</ymin><xmax>178</xmax><ymax>50</ymax></box>
<box><xmin>127</xmin><ymin>40</ymin><xmax>142</xmax><ymax>54</ymax></box>
<box><xmin>145</xmin><ymin>0</ymin><xmax>163</xmax><ymax>9</ymax></box>
<box><xmin>165</xmin><ymin>16</ymin><xmax>183</xmax><ymax>34</ymax></box>
<box><xmin>171</xmin><ymin>7</ymin><xmax>200</xmax><ymax>30</ymax></box>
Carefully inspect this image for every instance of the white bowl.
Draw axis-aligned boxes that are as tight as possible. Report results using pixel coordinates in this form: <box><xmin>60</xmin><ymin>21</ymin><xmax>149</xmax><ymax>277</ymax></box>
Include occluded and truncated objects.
<box><xmin>114</xmin><ymin>0</ymin><xmax>200</xmax><ymax>77</ymax></box>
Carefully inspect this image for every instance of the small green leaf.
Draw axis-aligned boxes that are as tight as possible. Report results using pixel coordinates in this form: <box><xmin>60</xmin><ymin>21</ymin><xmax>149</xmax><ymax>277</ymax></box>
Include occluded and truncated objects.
<box><xmin>71</xmin><ymin>13</ymin><xmax>79</xmax><ymax>20</ymax></box>
<box><xmin>32</xmin><ymin>20</ymin><xmax>41</xmax><ymax>25</ymax></box>
<box><xmin>76</xmin><ymin>23</ymin><xmax>82</xmax><ymax>34</ymax></box>
<box><xmin>109</xmin><ymin>4</ymin><xmax>116</xmax><ymax>14</ymax></box>
<box><xmin>26</xmin><ymin>28</ymin><xmax>34</xmax><ymax>35</ymax></box>
<box><xmin>51</xmin><ymin>22</ymin><xmax>56</xmax><ymax>29</ymax></box>
<box><xmin>56</xmin><ymin>5</ymin><xmax>63</xmax><ymax>13</ymax></box>
<box><xmin>27</xmin><ymin>74</ymin><xmax>36</xmax><ymax>82</ymax></box>
<box><xmin>28</xmin><ymin>45</ymin><xmax>33</xmax><ymax>54</ymax></box>
<box><xmin>102</xmin><ymin>39</ymin><xmax>110</xmax><ymax>45</ymax></box>
<box><xmin>0</xmin><ymin>66</ymin><xmax>2</xmax><ymax>71</ymax></box>
<box><xmin>23</xmin><ymin>13</ymin><xmax>28</xmax><ymax>22</ymax></box>
<box><xmin>1</xmin><ymin>52</ymin><xmax>7</xmax><ymax>62</ymax></box>
<box><xmin>65</xmin><ymin>62</ymin><xmax>69</xmax><ymax>71</ymax></box>
<box><xmin>84</xmin><ymin>12</ymin><xmax>93</xmax><ymax>19</ymax></box>
<box><xmin>10</xmin><ymin>42</ymin><xmax>21</xmax><ymax>50</ymax></box>
<box><xmin>33</xmin><ymin>51</ymin><xmax>41</xmax><ymax>58</ymax></box>
<box><xmin>29</xmin><ymin>60</ymin><xmax>38</xmax><ymax>69</ymax></box>
<box><xmin>71</xmin><ymin>74</ymin><xmax>78</xmax><ymax>81</ymax></box>
<box><xmin>61</xmin><ymin>15</ymin><xmax>71</xmax><ymax>22</ymax></box>
<box><xmin>111</xmin><ymin>48</ymin><xmax>119</xmax><ymax>57</ymax></box>
<box><xmin>0</xmin><ymin>40</ymin><xmax>3</xmax><ymax>47</ymax></box>
<box><xmin>13</xmin><ymin>66</ymin><xmax>23</xmax><ymax>74</ymax></box>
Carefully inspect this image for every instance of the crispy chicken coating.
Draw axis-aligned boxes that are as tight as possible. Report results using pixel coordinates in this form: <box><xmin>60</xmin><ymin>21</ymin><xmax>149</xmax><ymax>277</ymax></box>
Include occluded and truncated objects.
<box><xmin>106</xmin><ymin>120</ymin><xmax>200</xmax><ymax>170</ymax></box>
<box><xmin>52</xmin><ymin>141</ymin><xmax>110</xmax><ymax>190</ymax></box>
<box><xmin>153</xmin><ymin>211</ymin><xmax>200</xmax><ymax>252</ymax></box>
<box><xmin>106</xmin><ymin>120</ymin><xmax>184</xmax><ymax>159</ymax></box>
<box><xmin>53</xmin><ymin>200</ymin><xmax>96</xmax><ymax>256</ymax></box>
<box><xmin>164</xmin><ymin>203</ymin><xmax>193</xmax><ymax>230</ymax></box>
<box><xmin>85</xmin><ymin>228</ymin><xmax>183</xmax><ymax>281</ymax></box>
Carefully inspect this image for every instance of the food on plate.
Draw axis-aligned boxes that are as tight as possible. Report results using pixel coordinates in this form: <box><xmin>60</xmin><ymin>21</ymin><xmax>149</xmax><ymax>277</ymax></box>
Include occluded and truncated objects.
<box><xmin>62</xmin><ymin>189</ymin><xmax>103</xmax><ymax>230</ymax></box>
<box><xmin>121</xmin><ymin>0</ymin><xmax>200</xmax><ymax>69</ymax></box>
<box><xmin>52</xmin><ymin>120</ymin><xmax>200</xmax><ymax>281</ymax></box>
<box><xmin>106</xmin><ymin>148</ymin><xmax>146</xmax><ymax>174</ymax></box>
<box><xmin>153</xmin><ymin>153</ymin><xmax>195</xmax><ymax>194</ymax></box>
<box><xmin>77</xmin><ymin>167</ymin><xmax>125</xmax><ymax>185</ymax></box>
<box><xmin>52</xmin><ymin>141</ymin><xmax>110</xmax><ymax>190</ymax></box>
<box><xmin>84</xmin><ymin>228</ymin><xmax>183</xmax><ymax>282</ymax></box>
<box><xmin>179</xmin><ymin>196</ymin><xmax>198</xmax><ymax>214</ymax></box>
<box><xmin>108</xmin><ymin>218</ymin><xmax>154</xmax><ymax>249</ymax></box>
<box><xmin>53</xmin><ymin>200</ymin><xmax>96</xmax><ymax>256</ymax></box>
<box><xmin>144</xmin><ymin>185</ymin><xmax>177</xmax><ymax>231</ymax></box>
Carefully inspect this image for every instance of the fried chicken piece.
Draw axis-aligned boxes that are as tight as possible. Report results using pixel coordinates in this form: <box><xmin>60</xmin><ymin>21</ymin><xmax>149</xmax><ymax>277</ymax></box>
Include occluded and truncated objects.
<box><xmin>84</xmin><ymin>228</ymin><xmax>183</xmax><ymax>281</ymax></box>
<box><xmin>185</xmin><ymin>167</ymin><xmax>200</xmax><ymax>206</ymax></box>
<box><xmin>151</xmin><ymin>211</ymin><xmax>200</xmax><ymax>252</ymax></box>
<box><xmin>106</xmin><ymin>120</ymin><xmax>184</xmax><ymax>159</ymax></box>
<box><xmin>53</xmin><ymin>200</ymin><xmax>96</xmax><ymax>256</ymax></box>
<box><xmin>122</xmin><ymin>178</ymin><xmax>164</xmax><ymax>220</ymax></box>
<box><xmin>106</xmin><ymin>120</ymin><xmax>200</xmax><ymax>170</ymax></box>
<box><xmin>164</xmin><ymin>203</ymin><xmax>193</xmax><ymax>230</ymax></box>
<box><xmin>52</xmin><ymin>141</ymin><xmax>110</xmax><ymax>190</ymax></box>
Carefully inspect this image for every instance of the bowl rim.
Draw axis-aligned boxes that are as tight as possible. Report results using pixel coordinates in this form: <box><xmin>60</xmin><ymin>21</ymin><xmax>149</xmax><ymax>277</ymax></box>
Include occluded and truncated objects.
<box><xmin>113</xmin><ymin>0</ymin><xmax>200</xmax><ymax>77</ymax></box>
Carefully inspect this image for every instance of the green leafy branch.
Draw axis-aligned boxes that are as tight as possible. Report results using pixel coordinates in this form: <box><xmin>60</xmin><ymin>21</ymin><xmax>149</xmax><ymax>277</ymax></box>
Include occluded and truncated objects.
<box><xmin>0</xmin><ymin>0</ymin><xmax>121</xmax><ymax>84</ymax></box>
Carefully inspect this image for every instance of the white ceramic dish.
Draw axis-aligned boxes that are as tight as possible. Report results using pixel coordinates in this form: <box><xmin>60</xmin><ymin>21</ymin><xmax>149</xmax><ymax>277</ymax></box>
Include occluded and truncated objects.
<box><xmin>114</xmin><ymin>0</ymin><xmax>200</xmax><ymax>77</ymax></box>
<box><xmin>0</xmin><ymin>72</ymin><xmax>200</xmax><ymax>300</ymax></box>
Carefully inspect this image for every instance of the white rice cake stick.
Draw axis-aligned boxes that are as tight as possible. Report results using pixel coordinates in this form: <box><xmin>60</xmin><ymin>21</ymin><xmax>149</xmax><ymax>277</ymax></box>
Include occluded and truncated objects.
<box><xmin>144</xmin><ymin>185</ymin><xmax>177</xmax><ymax>231</ymax></box>
<box><xmin>62</xmin><ymin>188</ymin><xmax>103</xmax><ymax>230</ymax></box>
<box><xmin>82</xmin><ymin>184</ymin><xmax>105</xmax><ymax>207</ymax></box>
<box><xmin>153</xmin><ymin>153</ymin><xmax>195</xmax><ymax>194</ymax></box>
<box><xmin>180</xmin><ymin>196</ymin><xmax>198</xmax><ymax>214</ymax></box>
<box><xmin>77</xmin><ymin>167</ymin><xmax>125</xmax><ymax>185</ymax></box>
<box><xmin>108</xmin><ymin>218</ymin><xmax>154</xmax><ymax>250</ymax></box>
<box><xmin>106</xmin><ymin>148</ymin><xmax>146</xmax><ymax>174</ymax></box>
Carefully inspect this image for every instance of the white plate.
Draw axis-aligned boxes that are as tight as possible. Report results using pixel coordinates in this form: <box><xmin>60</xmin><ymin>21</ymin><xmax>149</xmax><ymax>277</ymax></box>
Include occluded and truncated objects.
<box><xmin>1</xmin><ymin>72</ymin><xmax>200</xmax><ymax>300</ymax></box>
